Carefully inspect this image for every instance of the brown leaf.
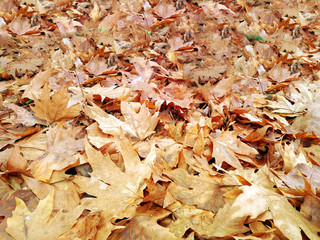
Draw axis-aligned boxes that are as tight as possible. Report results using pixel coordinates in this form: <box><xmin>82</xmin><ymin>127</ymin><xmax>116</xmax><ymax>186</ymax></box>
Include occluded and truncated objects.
<box><xmin>72</xmin><ymin>137</ymin><xmax>156</xmax><ymax>238</ymax></box>
<box><xmin>211</xmin><ymin>130</ymin><xmax>259</xmax><ymax>169</ymax></box>
<box><xmin>153</xmin><ymin>0</ymin><xmax>185</xmax><ymax>19</ymax></box>
<box><xmin>28</xmin><ymin>122</ymin><xmax>84</xmax><ymax>182</ymax></box>
<box><xmin>6</xmin><ymin>145</ymin><xmax>27</xmax><ymax>174</ymax></box>
<box><xmin>85</xmin><ymin>55</ymin><xmax>117</xmax><ymax>76</ymax></box>
<box><xmin>5</xmin><ymin>190</ymin><xmax>84</xmax><ymax>240</ymax></box>
<box><xmin>85</xmin><ymin>102</ymin><xmax>159</xmax><ymax>140</ymax></box>
<box><xmin>31</xmin><ymin>84</ymin><xmax>81</xmax><ymax>123</ymax></box>
<box><xmin>8</xmin><ymin>15</ymin><xmax>40</xmax><ymax>35</ymax></box>
<box><xmin>165</xmin><ymin>168</ymin><xmax>224</xmax><ymax>212</ymax></box>
<box><xmin>109</xmin><ymin>205</ymin><xmax>182</xmax><ymax>240</ymax></box>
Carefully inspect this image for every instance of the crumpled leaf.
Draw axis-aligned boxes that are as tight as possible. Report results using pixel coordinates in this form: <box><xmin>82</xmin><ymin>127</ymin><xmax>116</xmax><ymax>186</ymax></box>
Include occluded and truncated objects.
<box><xmin>31</xmin><ymin>84</ymin><xmax>81</xmax><ymax>124</ymax></box>
<box><xmin>6</xmin><ymin>103</ymin><xmax>39</xmax><ymax>126</ymax></box>
<box><xmin>168</xmin><ymin>205</ymin><xmax>217</xmax><ymax>238</ymax></box>
<box><xmin>5</xmin><ymin>190</ymin><xmax>84</xmax><ymax>240</ymax></box>
<box><xmin>80</xmin><ymin>84</ymin><xmax>131</xmax><ymax>101</ymax></box>
<box><xmin>85</xmin><ymin>55</ymin><xmax>117</xmax><ymax>76</ymax></box>
<box><xmin>223</xmin><ymin>184</ymin><xmax>320</xmax><ymax>239</ymax></box>
<box><xmin>268</xmin><ymin>62</ymin><xmax>300</xmax><ymax>83</ymax></box>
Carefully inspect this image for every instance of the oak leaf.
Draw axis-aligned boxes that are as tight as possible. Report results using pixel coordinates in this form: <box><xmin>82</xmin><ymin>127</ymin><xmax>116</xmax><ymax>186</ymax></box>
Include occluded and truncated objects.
<box><xmin>31</xmin><ymin>84</ymin><xmax>81</xmax><ymax>123</ymax></box>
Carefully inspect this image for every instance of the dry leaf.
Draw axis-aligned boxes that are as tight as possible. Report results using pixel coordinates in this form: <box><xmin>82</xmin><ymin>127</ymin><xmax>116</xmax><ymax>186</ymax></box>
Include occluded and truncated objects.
<box><xmin>72</xmin><ymin>137</ymin><xmax>156</xmax><ymax>238</ymax></box>
<box><xmin>31</xmin><ymin>84</ymin><xmax>81</xmax><ymax>123</ymax></box>
<box><xmin>211</xmin><ymin>130</ymin><xmax>259</xmax><ymax>169</ymax></box>
<box><xmin>28</xmin><ymin>122</ymin><xmax>84</xmax><ymax>181</ymax></box>
<box><xmin>86</xmin><ymin>102</ymin><xmax>159</xmax><ymax>140</ymax></box>
<box><xmin>165</xmin><ymin>168</ymin><xmax>224</xmax><ymax>212</ymax></box>
<box><xmin>5</xmin><ymin>190</ymin><xmax>84</xmax><ymax>240</ymax></box>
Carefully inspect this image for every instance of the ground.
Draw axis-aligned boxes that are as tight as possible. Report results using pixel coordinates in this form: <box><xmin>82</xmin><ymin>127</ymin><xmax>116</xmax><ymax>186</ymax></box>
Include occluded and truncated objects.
<box><xmin>1</xmin><ymin>0</ymin><xmax>320</xmax><ymax>239</ymax></box>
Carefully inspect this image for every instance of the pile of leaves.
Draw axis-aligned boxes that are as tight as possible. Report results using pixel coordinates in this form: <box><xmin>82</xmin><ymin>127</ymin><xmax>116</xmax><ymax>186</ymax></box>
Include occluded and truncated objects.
<box><xmin>1</xmin><ymin>0</ymin><xmax>320</xmax><ymax>239</ymax></box>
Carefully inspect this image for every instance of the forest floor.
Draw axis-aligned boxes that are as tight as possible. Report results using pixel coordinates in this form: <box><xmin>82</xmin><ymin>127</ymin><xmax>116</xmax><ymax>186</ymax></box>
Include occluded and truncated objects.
<box><xmin>1</xmin><ymin>0</ymin><xmax>320</xmax><ymax>239</ymax></box>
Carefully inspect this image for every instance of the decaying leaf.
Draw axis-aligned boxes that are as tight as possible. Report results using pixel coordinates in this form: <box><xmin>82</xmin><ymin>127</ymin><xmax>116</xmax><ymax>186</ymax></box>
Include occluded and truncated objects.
<box><xmin>2</xmin><ymin>0</ymin><xmax>320</xmax><ymax>239</ymax></box>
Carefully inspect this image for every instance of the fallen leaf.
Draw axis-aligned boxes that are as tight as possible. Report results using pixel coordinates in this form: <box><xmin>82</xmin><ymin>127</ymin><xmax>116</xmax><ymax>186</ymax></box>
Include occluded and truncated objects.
<box><xmin>211</xmin><ymin>130</ymin><xmax>259</xmax><ymax>169</ymax></box>
<box><xmin>31</xmin><ymin>84</ymin><xmax>81</xmax><ymax>123</ymax></box>
<box><xmin>8</xmin><ymin>15</ymin><xmax>40</xmax><ymax>35</ymax></box>
<box><xmin>153</xmin><ymin>0</ymin><xmax>185</xmax><ymax>19</ymax></box>
<box><xmin>86</xmin><ymin>102</ymin><xmax>159</xmax><ymax>140</ymax></box>
<box><xmin>6</xmin><ymin>145</ymin><xmax>28</xmax><ymax>174</ymax></box>
<box><xmin>28</xmin><ymin>122</ymin><xmax>84</xmax><ymax>181</ymax></box>
<box><xmin>72</xmin><ymin>137</ymin><xmax>156</xmax><ymax>238</ymax></box>
<box><xmin>165</xmin><ymin>168</ymin><xmax>224</xmax><ymax>212</ymax></box>
<box><xmin>109</xmin><ymin>205</ymin><xmax>182</xmax><ymax>240</ymax></box>
<box><xmin>5</xmin><ymin>190</ymin><xmax>84</xmax><ymax>240</ymax></box>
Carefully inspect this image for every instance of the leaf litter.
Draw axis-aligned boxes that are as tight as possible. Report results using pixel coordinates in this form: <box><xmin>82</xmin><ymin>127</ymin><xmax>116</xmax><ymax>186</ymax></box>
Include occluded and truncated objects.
<box><xmin>1</xmin><ymin>0</ymin><xmax>320</xmax><ymax>239</ymax></box>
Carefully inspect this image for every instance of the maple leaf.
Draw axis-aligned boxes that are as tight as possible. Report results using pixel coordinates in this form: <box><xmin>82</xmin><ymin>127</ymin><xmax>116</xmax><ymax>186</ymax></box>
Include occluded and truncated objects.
<box><xmin>220</xmin><ymin>184</ymin><xmax>320</xmax><ymax>239</ymax></box>
<box><xmin>127</xmin><ymin>59</ymin><xmax>154</xmax><ymax>85</ymax></box>
<box><xmin>109</xmin><ymin>205</ymin><xmax>182</xmax><ymax>240</ymax></box>
<box><xmin>207</xmin><ymin>203</ymin><xmax>249</xmax><ymax>237</ymax></box>
<box><xmin>85</xmin><ymin>102</ymin><xmax>159</xmax><ymax>140</ymax></box>
<box><xmin>8</xmin><ymin>15</ymin><xmax>40</xmax><ymax>35</ymax></box>
<box><xmin>28</xmin><ymin>122</ymin><xmax>84</xmax><ymax>182</ymax></box>
<box><xmin>22</xmin><ymin>70</ymin><xmax>52</xmax><ymax>99</ymax></box>
<box><xmin>5</xmin><ymin>190</ymin><xmax>84</xmax><ymax>240</ymax></box>
<box><xmin>72</xmin><ymin>137</ymin><xmax>156</xmax><ymax>238</ymax></box>
<box><xmin>168</xmin><ymin>204</ymin><xmax>217</xmax><ymax>238</ymax></box>
<box><xmin>79</xmin><ymin>84</ymin><xmax>131</xmax><ymax>102</ymax></box>
<box><xmin>6</xmin><ymin>145</ymin><xmax>28</xmax><ymax>174</ymax></box>
<box><xmin>0</xmin><ymin>189</ymin><xmax>37</xmax><ymax>240</ymax></box>
<box><xmin>6</xmin><ymin>103</ymin><xmax>39</xmax><ymax>126</ymax></box>
<box><xmin>23</xmin><ymin>171</ymin><xmax>80</xmax><ymax>211</ymax></box>
<box><xmin>211</xmin><ymin>130</ymin><xmax>259</xmax><ymax>169</ymax></box>
<box><xmin>31</xmin><ymin>84</ymin><xmax>81</xmax><ymax>123</ymax></box>
<box><xmin>58</xmin><ymin>212</ymin><xmax>101</xmax><ymax>240</ymax></box>
<box><xmin>165</xmin><ymin>168</ymin><xmax>224</xmax><ymax>212</ymax></box>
